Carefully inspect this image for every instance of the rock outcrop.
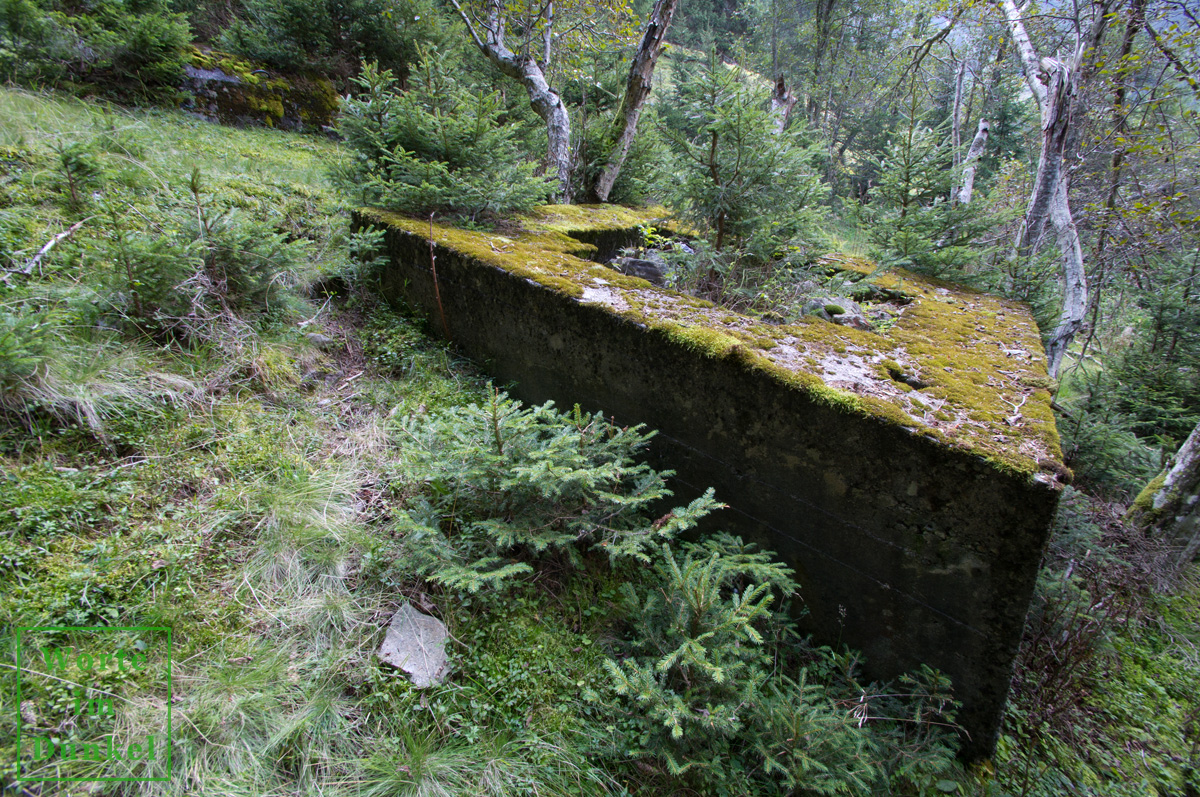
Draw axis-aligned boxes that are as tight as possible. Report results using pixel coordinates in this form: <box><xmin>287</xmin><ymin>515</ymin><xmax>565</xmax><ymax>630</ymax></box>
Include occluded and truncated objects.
<box><xmin>181</xmin><ymin>49</ymin><xmax>339</xmax><ymax>131</ymax></box>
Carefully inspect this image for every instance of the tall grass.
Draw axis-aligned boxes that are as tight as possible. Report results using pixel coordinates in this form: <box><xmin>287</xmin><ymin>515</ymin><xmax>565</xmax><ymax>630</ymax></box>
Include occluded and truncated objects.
<box><xmin>0</xmin><ymin>87</ymin><xmax>341</xmax><ymax>189</ymax></box>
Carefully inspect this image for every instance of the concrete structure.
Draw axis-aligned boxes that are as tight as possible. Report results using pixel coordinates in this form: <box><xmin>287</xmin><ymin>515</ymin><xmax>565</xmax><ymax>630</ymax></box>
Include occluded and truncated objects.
<box><xmin>359</xmin><ymin>205</ymin><xmax>1067</xmax><ymax>758</ymax></box>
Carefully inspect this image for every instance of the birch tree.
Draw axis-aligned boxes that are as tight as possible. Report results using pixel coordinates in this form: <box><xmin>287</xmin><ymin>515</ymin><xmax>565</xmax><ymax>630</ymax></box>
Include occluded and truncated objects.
<box><xmin>1129</xmin><ymin>421</ymin><xmax>1200</xmax><ymax>568</ymax></box>
<box><xmin>448</xmin><ymin>0</ymin><xmax>678</xmax><ymax>205</ymax></box>
<box><xmin>956</xmin><ymin>118</ymin><xmax>989</xmax><ymax>204</ymax></box>
<box><xmin>999</xmin><ymin>0</ymin><xmax>1113</xmax><ymax>378</ymax></box>
<box><xmin>587</xmin><ymin>0</ymin><xmax>680</xmax><ymax>202</ymax></box>
<box><xmin>446</xmin><ymin>0</ymin><xmax>575</xmax><ymax>201</ymax></box>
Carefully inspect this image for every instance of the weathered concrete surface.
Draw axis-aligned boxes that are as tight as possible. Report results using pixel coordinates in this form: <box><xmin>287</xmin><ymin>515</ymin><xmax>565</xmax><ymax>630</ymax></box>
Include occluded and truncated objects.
<box><xmin>358</xmin><ymin>204</ymin><xmax>1065</xmax><ymax>759</ymax></box>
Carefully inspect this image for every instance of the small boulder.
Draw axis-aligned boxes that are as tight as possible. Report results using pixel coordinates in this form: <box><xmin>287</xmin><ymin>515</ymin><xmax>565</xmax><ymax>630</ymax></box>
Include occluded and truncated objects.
<box><xmin>608</xmin><ymin>256</ymin><xmax>666</xmax><ymax>286</ymax></box>
<box><xmin>378</xmin><ymin>603</ymin><xmax>449</xmax><ymax>687</ymax></box>
<box><xmin>802</xmin><ymin>296</ymin><xmax>872</xmax><ymax>330</ymax></box>
<box><xmin>305</xmin><ymin>332</ymin><xmax>338</xmax><ymax>351</ymax></box>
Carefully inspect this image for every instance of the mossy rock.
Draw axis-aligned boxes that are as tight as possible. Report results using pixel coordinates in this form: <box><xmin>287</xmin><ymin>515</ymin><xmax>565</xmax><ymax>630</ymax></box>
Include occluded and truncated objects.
<box><xmin>182</xmin><ymin>48</ymin><xmax>339</xmax><ymax>131</ymax></box>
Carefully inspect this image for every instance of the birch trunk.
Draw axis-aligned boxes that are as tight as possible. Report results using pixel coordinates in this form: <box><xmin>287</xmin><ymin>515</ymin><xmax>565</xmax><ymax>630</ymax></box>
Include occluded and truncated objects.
<box><xmin>589</xmin><ymin>0</ymin><xmax>680</xmax><ymax>202</ymax></box>
<box><xmin>770</xmin><ymin>75</ymin><xmax>798</xmax><ymax>133</ymax></box>
<box><xmin>1000</xmin><ymin>0</ymin><xmax>1108</xmax><ymax>378</ymax></box>
<box><xmin>448</xmin><ymin>0</ymin><xmax>573</xmax><ymax>202</ymax></box>
<box><xmin>951</xmin><ymin>60</ymin><xmax>966</xmax><ymax>173</ymax></box>
<box><xmin>957</xmin><ymin>119</ymin><xmax>989</xmax><ymax>205</ymax></box>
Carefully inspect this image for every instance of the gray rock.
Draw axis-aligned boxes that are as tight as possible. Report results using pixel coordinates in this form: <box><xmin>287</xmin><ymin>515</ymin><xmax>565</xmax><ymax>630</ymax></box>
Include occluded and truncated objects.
<box><xmin>608</xmin><ymin>256</ymin><xmax>666</xmax><ymax>286</ymax></box>
<box><xmin>801</xmin><ymin>296</ymin><xmax>872</xmax><ymax>330</ymax></box>
<box><xmin>184</xmin><ymin>65</ymin><xmax>243</xmax><ymax>85</ymax></box>
<box><xmin>378</xmin><ymin>603</ymin><xmax>449</xmax><ymax>687</ymax></box>
<box><xmin>836</xmin><ymin>312</ymin><xmax>874</xmax><ymax>331</ymax></box>
<box><xmin>305</xmin><ymin>332</ymin><xmax>338</xmax><ymax>351</ymax></box>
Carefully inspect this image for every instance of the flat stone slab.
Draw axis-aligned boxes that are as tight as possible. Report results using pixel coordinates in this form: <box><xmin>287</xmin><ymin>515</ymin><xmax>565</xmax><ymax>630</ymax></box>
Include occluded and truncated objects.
<box><xmin>359</xmin><ymin>204</ymin><xmax>1066</xmax><ymax>758</ymax></box>
<box><xmin>378</xmin><ymin>603</ymin><xmax>449</xmax><ymax>687</ymax></box>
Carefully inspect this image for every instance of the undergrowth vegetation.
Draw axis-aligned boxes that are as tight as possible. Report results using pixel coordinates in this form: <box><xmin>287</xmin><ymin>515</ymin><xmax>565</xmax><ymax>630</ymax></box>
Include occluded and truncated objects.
<box><xmin>0</xmin><ymin>87</ymin><xmax>968</xmax><ymax>796</ymax></box>
<box><xmin>333</xmin><ymin>54</ymin><xmax>551</xmax><ymax>218</ymax></box>
<box><xmin>1</xmin><ymin>86</ymin><xmax>1197</xmax><ymax>797</ymax></box>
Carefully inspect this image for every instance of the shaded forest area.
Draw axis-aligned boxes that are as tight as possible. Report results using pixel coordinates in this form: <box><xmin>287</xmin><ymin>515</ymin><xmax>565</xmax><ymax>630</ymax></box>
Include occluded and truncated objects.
<box><xmin>2</xmin><ymin>0</ymin><xmax>1200</xmax><ymax>793</ymax></box>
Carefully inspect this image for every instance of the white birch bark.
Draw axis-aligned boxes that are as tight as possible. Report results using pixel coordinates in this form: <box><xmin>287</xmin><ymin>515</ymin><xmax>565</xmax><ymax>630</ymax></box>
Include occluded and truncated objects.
<box><xmin>770</xmin><ymin>75</ymin><xmax>798</xmax><ymax>134</ymax></box>
<box><xmin>1000</xmin><ymin>0</ymin><xmax>1101</xmax><ymax>378</ymax></box>
<box><xmin>448</xmin><ymin>0</ymin><xmax>573</xmax><ymax>202</ymax></box>
<box><xmin>957</xmin><ymin>118</ymin><xmax>989</xmax><ymax>205</ymax></box>
<box><xmin>1130</xmin><ymin>422</ymin><xmax>1200</xmax><ymax>568</ymax></box>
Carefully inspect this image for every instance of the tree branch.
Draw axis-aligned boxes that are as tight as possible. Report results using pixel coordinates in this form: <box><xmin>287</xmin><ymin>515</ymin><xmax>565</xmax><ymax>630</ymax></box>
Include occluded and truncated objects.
<box><xmin>1143</xmin><ymin>17</ymin><xmax>1200</xmax><ymax>98</ymax></box>
<box><xmin>446</xmin><ymin>0</ymin><xmax>488</xmax><ymax>52</ymax></box>
<box><xmin>1001</xmin><ymin>0</ymin><xmax>1049</xmax><ymax>107</ymax></box>
<box><xmin>5</xmin><ymin>220</ymin><xmax>87</xmax><ymax>278</ymax></box>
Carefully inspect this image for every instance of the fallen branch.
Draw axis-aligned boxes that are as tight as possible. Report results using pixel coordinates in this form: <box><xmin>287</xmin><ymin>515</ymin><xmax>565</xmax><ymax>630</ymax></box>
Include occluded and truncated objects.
<box><xmin>7</xmin><ymin>219</ymin><xmax>88</xmax><ymax>277</ymax></box>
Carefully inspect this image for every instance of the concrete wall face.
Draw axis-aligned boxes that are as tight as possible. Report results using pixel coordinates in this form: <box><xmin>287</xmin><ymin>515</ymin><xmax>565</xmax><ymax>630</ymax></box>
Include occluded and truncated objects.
<box><xmin>369</xmin><ymin>216</ymin><xmax>1061</xmax><ymax>758</ymax></box>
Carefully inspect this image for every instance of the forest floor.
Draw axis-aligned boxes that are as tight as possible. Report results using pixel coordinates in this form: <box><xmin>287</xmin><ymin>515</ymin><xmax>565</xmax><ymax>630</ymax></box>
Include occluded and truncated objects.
<box><xmin>0</xmin><ymin>87</ymin><xmax>1197</xmax><ymax>796</ymax></box>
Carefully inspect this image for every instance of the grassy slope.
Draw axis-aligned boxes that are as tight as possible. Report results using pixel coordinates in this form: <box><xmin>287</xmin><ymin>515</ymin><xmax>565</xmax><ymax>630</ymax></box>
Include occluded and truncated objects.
<box><xmin>0</xmin><ymin>87</ymin><xmax>1196</xmax><ymax>796</ymax></box>
<box><xmin>0</xmin><ymin>88</ymin><xmax>612</xmax><ymax>794</ymax></box>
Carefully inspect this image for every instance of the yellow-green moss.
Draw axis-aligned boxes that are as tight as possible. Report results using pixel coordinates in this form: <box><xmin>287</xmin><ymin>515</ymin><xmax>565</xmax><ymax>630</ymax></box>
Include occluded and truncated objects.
<box><xmin>1020</xmin><ymin>375</ymin><xmax>1058</xmax><ymax>391</ymax></box>
<box><xmin>1129</xmin><ymin>470</ymin><xmax>1168</xmax><ymax>522</ymax></box>
<box><xmin>364</xmin><ymin>204</ymin><xmax>1063</xmax><ymax>481</ymax></box>
<box><xmin>662</xmin><ymin>325</ymin><xmax>743</xmax><ymax>358</ymax></box>
<box><xmin>190</xmin><ymin>47</ymin><xmax>265</xmax><ymax>85</ymax></box>
<box><xmin>187</xmin><ymin>48</ymin><xmax>340</xmax><ymax>128</ymax></box>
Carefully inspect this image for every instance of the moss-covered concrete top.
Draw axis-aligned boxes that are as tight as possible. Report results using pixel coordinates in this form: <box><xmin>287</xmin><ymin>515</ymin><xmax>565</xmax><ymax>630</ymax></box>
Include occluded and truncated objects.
<box><xmin>362</xmin><ymin>205</ymin><xmax>1065</xmax><ymax>483</ymax></box>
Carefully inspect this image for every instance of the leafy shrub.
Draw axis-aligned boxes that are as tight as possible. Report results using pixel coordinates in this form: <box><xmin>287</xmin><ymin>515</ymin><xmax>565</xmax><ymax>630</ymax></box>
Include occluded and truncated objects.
<box><xmin>101</xmin><ymin>204</ymin><xmax>202</xmax><ymax>328</ymax></box>
<box><xmin>605</xmin><ymin>534</ymin><xmax>800</xmax><ymax>768</ymax></box>
<box><xmin>1058</xmin><ymin>365</ymin><xmax>1167</xmax><ymax>499</ymax></box>
<box><xmin>861</xmin><ymin>111</ymin><xmax>993</xmax><ymax>281</ymax></box>
<box><xmin>109</xmin><ymin>5</ymin><xmax>191</xmax><ymax>86</ymax></box>
<box><xmin>658</xmin><ymin>48</ymin><xmax>822</xmax><ymax>254</ymax></box>
<box><xmin>0</xmin><ymin>309</ymin><xmax>53</xmax><ymax>413</ymax></box>
<box><xmin>92</xmin><ymin>170</ymin><xmax>309</xmax><ymax>340</ymax></box>
<box><xmin>386</xmin><ymin>390</ymin><xmax>720</xmax><ymax>592</ymax></box>
<box><xmin>51</xmin><ymin>140</ymin><xmax>103</xmax><ymax>210</ymax></box>
<box><xmin>334</xmin><ymin>54</ymin><xmax>551</xmax><ymax>219</ymax></box>
<box><xmin>0</xmin><ymin>0</ymin><xmax>74</xmax><ymax>84</ymax></box>
<box><xmin>0</xmin><ymin>208</ymin><xmax>34</xmax><ymax>271</ymax></box>
<box><xmin>604</xmin><ymin>534</ymin><xmax>872</xmax><ymax>794</ymax></box>
<box><xmin>751</xmin><ymin>672</ymin><xmax>882</xmax><ymax>794</ymax></box>
<box><xmin>194</xmin><ymin>207</ymin><xmax>308</xmax><ymax>314</ymax></box>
